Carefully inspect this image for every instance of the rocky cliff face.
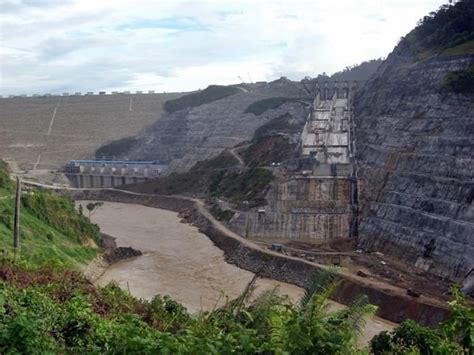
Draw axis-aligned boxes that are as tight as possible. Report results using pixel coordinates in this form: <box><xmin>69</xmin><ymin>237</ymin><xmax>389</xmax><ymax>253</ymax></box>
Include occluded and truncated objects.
<box><xmin>354</xmin><ymin>48</ymin><xmax>474</xmax><ymax>281</ymax></box>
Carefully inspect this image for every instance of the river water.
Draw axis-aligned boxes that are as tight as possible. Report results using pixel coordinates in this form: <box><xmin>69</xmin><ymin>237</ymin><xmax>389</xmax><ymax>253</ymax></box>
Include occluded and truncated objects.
<box><xmin>84</xmin><ymin>201</ymin><xmax>395</xmax><ymax>344</ymax></box>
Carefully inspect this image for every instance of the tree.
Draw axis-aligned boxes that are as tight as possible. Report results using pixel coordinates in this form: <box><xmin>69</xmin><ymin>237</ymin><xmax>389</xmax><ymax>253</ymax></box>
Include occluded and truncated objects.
<box><xmin>85</xmin><ymin>202</ymin><xmax>103</xmax><ymax>219</ymax></box>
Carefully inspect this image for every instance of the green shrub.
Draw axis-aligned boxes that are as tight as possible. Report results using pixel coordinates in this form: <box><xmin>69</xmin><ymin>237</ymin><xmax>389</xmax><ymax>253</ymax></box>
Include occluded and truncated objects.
<box><xmin>442</xmin><ymin>64</ymin><xmax>474</xmax><ymax>93</ymax></box>
<box><xmin>0</xmin><ymin>161</ymin><xmax>12</xmax><ymax>191</ymax></box>
<box><xmin>21</xmin><ymin>191</ymin><xmax>101</xmax><ymax>246</ymax></box>
<box><xmin>2</xmin><ymin>267</ymin><xmax>473</xmax><ymax>354</ymax></box>
<box><xmin>370</xmin><ymin>286</ymin><xmax>473</xmax><ymax>354</ymax></box>
<box><xmin>209</xmin><ymin>203</ymin><xmax>235</xmax><ymax>222</ymax></box>
<box><xmin>245</xmin><ymin>97</ymin><xmax>299</xmax><ymax>116</ymax></box>
<box><xmin>164</xmin><ymin>85</ymin><xmax>241</xmax><ymax>113</ymax></box>
<box><xmin>210</xmin><ymin>168</ymin><xmax>273</xmax><ymax>207</ymax></box>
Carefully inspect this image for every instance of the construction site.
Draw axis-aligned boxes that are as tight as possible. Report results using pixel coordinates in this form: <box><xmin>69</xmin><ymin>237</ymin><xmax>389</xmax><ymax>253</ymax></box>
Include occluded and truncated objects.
<box><xmin>0</xmin><ymin>76</ymin><xmax>471</xmax><ymax>325</ymax></box>
<box><xmin>230</xmin><ymin>83</ymin><xmax>357</xmax><ymax>242</ymax></box>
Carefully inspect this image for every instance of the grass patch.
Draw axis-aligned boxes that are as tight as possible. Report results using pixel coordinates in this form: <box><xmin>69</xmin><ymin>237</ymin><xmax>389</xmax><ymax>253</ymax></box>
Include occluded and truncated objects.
<box><xmin>0</xmin><ymin>160</ymin><xmax>101</xmax><ymax>269</ymax></box>
<box><xmin>441</xmin><ymin>63</ymin><xmax>474</xmax><ymax>93</ymax></box>
<box><xmin>441</xmin><ymin>39</ymin><xmax>474</xmax><ymax>57</ymax></box>
<box><xmin>245</xmin><ymin>97</ymin><xmax>300</xmax><ymax>116</ymax></box>
<box><xmin>210</xmin><ymin>168</ymin><xmax>273</xmax><ymax>207</ymax></box>
<box><xmin>0</xmin><ymin>192</ymin><xmax>101</xmax><ymax>269</ymax></box>
<box><xmin>164</xmin><ymin>85</ymin><xmax>241</xmax><ymax>113</ymax></box>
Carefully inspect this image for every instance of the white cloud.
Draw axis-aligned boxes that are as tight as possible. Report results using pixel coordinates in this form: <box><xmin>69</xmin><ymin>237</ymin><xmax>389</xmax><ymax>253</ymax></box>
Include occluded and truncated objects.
<box><xmin>0</xmin><ymin>0</ymin><xmax>447</xmax><ymax>95</ymax></box>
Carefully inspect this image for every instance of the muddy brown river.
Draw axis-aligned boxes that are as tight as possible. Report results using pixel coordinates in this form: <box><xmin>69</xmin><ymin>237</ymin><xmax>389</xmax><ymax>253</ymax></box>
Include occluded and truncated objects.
<box><xmin>84</xmin><ymin>201</ymin><xmax>395</xmax><ymax>345</ymax></box>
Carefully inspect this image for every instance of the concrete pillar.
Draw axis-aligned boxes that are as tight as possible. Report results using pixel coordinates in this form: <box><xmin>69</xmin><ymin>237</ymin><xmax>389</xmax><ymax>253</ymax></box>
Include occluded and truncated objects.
<box><xmin>104</xmin><ymin>175</ymin><xmax>112</xmax><ymax>188</ymax></box>
<box><xmin>324</xmin><ymin>83</ymin><xmax>329</xmax><ymax>100</ymax></box>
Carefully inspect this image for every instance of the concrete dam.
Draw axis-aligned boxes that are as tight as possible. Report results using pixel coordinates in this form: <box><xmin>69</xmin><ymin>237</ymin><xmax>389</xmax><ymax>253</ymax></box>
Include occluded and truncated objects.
<box><xmin>65</xmin><ymin>160</ymin><xmax>167</xmax><ymax>188</ymax></box>
<box><xmin>231</xmin><ymin>85</ymin><xmax>357</xmax><ymax>242</ymax></box>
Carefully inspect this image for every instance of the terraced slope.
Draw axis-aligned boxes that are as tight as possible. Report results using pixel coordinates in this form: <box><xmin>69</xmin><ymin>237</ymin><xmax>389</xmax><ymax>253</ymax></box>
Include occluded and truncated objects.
<box><xmin>110</xmin><ymin>78</ymin><xmax>308</xmax><ymax>173</ymax></box>
<box><xmin>0</xmin><ymin>93</ymin><xmax>182</xmax><ymax>172</ymax></box>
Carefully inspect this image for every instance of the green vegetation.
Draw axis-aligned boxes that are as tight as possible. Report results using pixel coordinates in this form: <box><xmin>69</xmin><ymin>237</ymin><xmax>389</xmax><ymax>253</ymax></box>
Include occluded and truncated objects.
<box><xmin>210</xmin><ymin>168</ymin><xmax>273</xmax><ymax>207</ymax></box>
<box><xmin>209</xmin><ymin>203</ymin><xmax>235</xmax><ymax>222</ymax></box>
<box><xmin>442</xmin><ymin>39</ymin><xmax>474</xmax><ymax>57</ymax></box>
<box><xmin>403</xmin><ymin>0</ymin><xmax>474</xmax><ymax>56</ymax></box>
<box><xmin>442</xmin><ymin>63</ymin><xmax>474</xmax><ymax>93</ymax></box>
<box><xmin>126</xmin><ymin>114</ymin><xmax>306</xmax><ymax>206</ymax></box>
<box><xmin>128</xmin><ymin>151</ymin><xmax>240</xmax><ymax>196</ymax></box>
<box><xmin>0</xmin><ymin>161</ymin><xmax>12</xmax><ymax>190</ymax></box>
<box><xmin>85</xmin><ymin>201</ymin><xmax>104</xmax><ymax>219</ymax></box>
<box><xmin>2</xmin><ymin>262</ymin><xmax>472</xmax><ymax>354</ymax></box>
<box><xmin>95</xmin><ymin>136</ymin><xmax>139</xmax><ymax>159</ymax></box>
<box><xmin>370</xmin><ymin>287</ymin><xmax>473</xmax><ymax>354</ymax></box>
<box><xmin>242</xmin><ymin>113</ymin><xmax>305</xmax><ymax>167</ymax></box>
<box><xmin>243</xmin><ymin>136</ymin><xmax>294</xmax><ymax>168</ymax></box>
<box><xmin>126</xmin><ymin>150</ymin><xmax>272</xmax><ymax>208</ymax></box>
<box><xmin>244</xmin><ymin>97</ymin><xmax>300</xmax><ymax>116</ymax></box>
<box><xmin>164</xmin><ymin>85</ymin><xmax>241</xmax><ymax>113</ymax></box>
<box><xmin>0</xmin><ymin>161</ymin><xmax>101</xmax><ymax>269</ymax></box>
<box><xmin>253</xmin><ymin>112</ymin><xmax>303</xmax><ymax>140</ymax></box>
<box><xmin>0</xmin><ymin>267</ymin><xmax>375</xmax><ymax>354</ymax></box>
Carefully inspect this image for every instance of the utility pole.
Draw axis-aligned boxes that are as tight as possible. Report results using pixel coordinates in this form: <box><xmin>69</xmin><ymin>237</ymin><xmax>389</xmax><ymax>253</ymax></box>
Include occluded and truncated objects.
<box><xmin>13</xmin><ymin>177</ymin><xmax>21</xmax><ymax>250</ymax></box>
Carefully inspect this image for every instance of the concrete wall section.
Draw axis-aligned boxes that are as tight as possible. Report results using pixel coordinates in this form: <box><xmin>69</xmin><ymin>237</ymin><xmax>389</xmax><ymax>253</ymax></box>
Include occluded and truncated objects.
<box><xmin>231</xmin><ymin>178</ymin><xmax>352</xmax><ymax>241</ymax></box>
<box><xmin>66</xmin><ymin>174</ymin><xmax>148</xmax><ymax>188</ymax></box>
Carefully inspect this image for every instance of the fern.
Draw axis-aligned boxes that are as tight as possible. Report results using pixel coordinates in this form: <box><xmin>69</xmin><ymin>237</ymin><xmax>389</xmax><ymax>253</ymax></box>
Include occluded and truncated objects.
<box><xmin>299</xmin><ymin>267</ymin><xmax>339</xmax><ymax>310</ymax></box>
<box><xmin>343</xmin><ymin>295</ymin><xmax>377</xmax><ymax>336</ymax></box>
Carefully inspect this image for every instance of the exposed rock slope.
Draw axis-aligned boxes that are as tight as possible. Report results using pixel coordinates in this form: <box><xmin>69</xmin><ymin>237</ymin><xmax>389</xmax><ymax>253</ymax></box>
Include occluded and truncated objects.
<box><xmin>112</xmin><ymin>79</ymin><xmax>308</xmax><ymax>172</ymax></box>
<box><xmin>354</xmin><ymin>3</ymin><xmax>474</xmax><ymax>281</ymax></box>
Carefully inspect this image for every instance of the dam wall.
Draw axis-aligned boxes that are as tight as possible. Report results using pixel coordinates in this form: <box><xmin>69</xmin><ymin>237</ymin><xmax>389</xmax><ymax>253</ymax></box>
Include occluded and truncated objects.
<box><xmin>231</xmin><ymin>177</ymin><xmax>351</xmax><ymax>241</ymax></box>
<box><xmin>67</xmin><ymin>174</ymin><xmax>150</xmax><ymax>188</ymax></box>
<box><xmin>65</xmin><ymin>159</ymin><xmax>167</xmax><ymax>188</ymax></box>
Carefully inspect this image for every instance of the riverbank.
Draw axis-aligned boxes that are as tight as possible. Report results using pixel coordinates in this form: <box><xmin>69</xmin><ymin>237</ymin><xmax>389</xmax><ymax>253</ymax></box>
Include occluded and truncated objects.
<box><xmin>81</xmin><ymin>231</ymin><xmax>142</xmax><ymax>282</ymax></box>
<box><xmin>69</xmin><ymin>188</ymin><xmax>450</xmax><ymax>327</ymax></box>
<box><xmin>81</xmin><ymin>200</ymin><xmax>396</xmax><ymax>345</ymax></box>
<box><xmin>80</xmin><ymin>201</ymin><xmax>305</xmax><ymax>313</ymax></box>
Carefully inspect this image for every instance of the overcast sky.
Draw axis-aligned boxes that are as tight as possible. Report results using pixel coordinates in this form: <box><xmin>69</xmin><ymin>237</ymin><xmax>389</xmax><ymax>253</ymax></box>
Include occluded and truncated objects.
<box><xmin>1</xmin><ymin>0</ymin><xmax>447</xmax><ymax>95</ymax></box>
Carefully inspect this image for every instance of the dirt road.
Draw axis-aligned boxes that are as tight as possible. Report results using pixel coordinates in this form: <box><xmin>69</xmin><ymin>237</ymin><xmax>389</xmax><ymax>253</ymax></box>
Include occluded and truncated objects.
<box><xmin>84</xmin><ymin>201</ymin><xmax>395</xmax><ymax>345</ymax></box>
